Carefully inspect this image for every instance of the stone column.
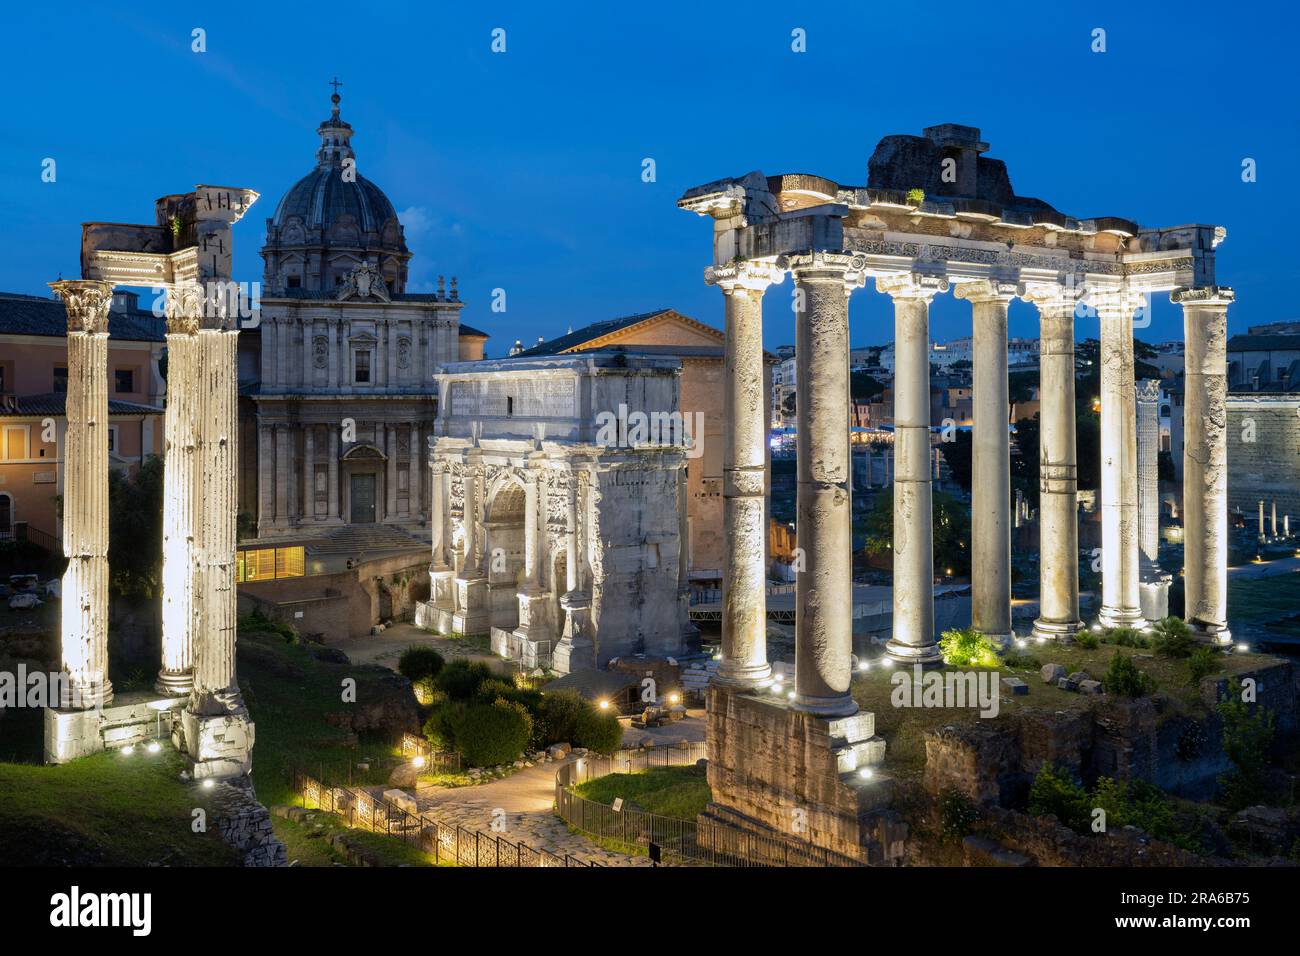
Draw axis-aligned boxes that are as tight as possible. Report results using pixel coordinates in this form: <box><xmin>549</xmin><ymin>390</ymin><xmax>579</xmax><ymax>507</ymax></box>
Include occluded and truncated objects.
<box><xmin>553</xmin><ymin>472</ymin><xmax>593</xmax><ymax>673</ymax></box>
<box><xmin>452</xmin><ymin>462</ymin><xmax>489</xmax><ymax>634</ymax></box>
<box><xmin>328</xmin><ymin>426</ymin><xmax>340</xmax><ymax>520</ymax></box>
<box><xmin>158</xmin><ymin>283</ymin><xmax>203</xmax><ymax>695</ymax></box>
<box><xmin>880</xmin><ymin>274</ymin><xmax>948</xmax><ymax>666</ymax></box>
<box><xmin>784</xmin><ymin>253</ymin><xmax>866</xmax><ymax>717</ymax></box>
<box><xmin>303</xmin><ymin>425</ymin><xmax>315</xmax><ymax>520</ymax></box>
<box><xmin>1257</xmin><ymin>501</ymin><xmax>1265</xmax><ymax>541</ymax></box>
<box><xmin>408</xmin><ymin>424</ymin><xmax>421</xmax><ymax>517</ymax></box>
<box><xmin>706</xmin><ymin>260</ymin><xmax>783</xmax><ymax>688</ymax></box>
<box><xmin>257</xmin><ymin>425</ymin><xmax>274</xmax><ymax>530</ymax></box>
<box><xmin>49</xmin><ymin>280</ymin><xmax>114</xmax><ymax>709</ymax></box>
<box><xmin>1136</xmin><ymin>379</ymin><xmax>1170</xmax><ymax>620</ymax></box>
<box><xmin>1025</xmin><ymin>285</ymin><xmax>1085</xmax><ymax>641</ymax></box>
<box><xmin>1096</xmin><ymin>291</ymin><xmax>1145</xmax><ymax>628</ymax></box>
<box><xmin>385</xmin><ymin>425</ymin><xmax>398</xmax><ymax>521</ymax></box>
<box><xmin>1175</xmin><ymin>286</ymin><xmax>1234</xmax><ymax>644</ymax></box>
<box><xmin>956</xmin><ymin>279</ymin><xmax>1018</xmax><ymax>646</ymax></box>
<box><xmin>274</xmin><ymin>426</ymin><xmax>289</xmax><ymax>526</ymax></box>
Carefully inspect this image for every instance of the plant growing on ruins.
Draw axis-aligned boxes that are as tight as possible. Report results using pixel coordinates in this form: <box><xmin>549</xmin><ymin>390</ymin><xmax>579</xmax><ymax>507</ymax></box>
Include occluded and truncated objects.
<box><xmin>938</xmin><ymin>787</ymin><xmax>980</xmax><ymax>841</ymax></box>
<box><xmin>1151</xmin><ymin>617</ymin><xmax>1196</xmax><ymax>658</ymax></box>
<box><xmin>1103</xmin><ymin>653</ymin><xmax>1157</xmax><ymax>697</ymax></box>
<box><xmin>1027</xmin><ymin>764</ymin><xmax>1089</xmax><ymax>830</ymax></box>
<box><xmin>1217</xmin><ymin>691</ymin><xmax>1277</xmax><ymax>810</ymax></box>
<box><xmin>1186</xmin><ymin>646</ymin><xmax>1221</xmax><ymax>686</ymax></box>
<box><xmin>905</xmin><ymin>187</ymin><xmax>925</xmax><ymax>205</ymax></box>
<box><xmin>1075</xmin><ymin>631</ymin><xmax>1101</xmax><ymax>650</ymax></box>
<box><xmin>938</xmin><ymin>628</ymin><xmax>1000</xmax><ymax>668</ymax></box>
<box><xmin>1102</xmin><ymin>627</ymin><xmax>1150</xmax><ymax>649</ymax></box>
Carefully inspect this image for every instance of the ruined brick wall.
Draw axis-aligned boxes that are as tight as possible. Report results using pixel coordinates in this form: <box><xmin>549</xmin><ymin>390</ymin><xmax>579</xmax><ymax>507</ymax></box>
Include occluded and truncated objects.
<box><xmin>1226</xmin><ymin>396</ymin><xmax>1300</xmax><ymax>522</ymax></box>
<box><xmin>211</xmin><ymin>781</ymin><xmax>287</xmax><ymax>867</ymax></box>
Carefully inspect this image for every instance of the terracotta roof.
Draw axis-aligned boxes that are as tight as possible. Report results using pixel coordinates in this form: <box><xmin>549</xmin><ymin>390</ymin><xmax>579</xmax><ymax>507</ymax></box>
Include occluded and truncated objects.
<box><xmin>0</xmin><ymin>392</ymin><xmax>162</xmax><ymax>418</ymax></box>
<box><xmin>0</xmin><ymin>292</ymin><xmax>165</xmax><ymax>342</ymax></box>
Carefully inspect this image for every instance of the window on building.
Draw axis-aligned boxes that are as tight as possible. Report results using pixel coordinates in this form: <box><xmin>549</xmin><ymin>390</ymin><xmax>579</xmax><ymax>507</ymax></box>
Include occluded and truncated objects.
<box><xmin>115</xmin><ymin>368</ymin><xmax>134</xmax><ymax>393</ymax></box>
<box><xmin>53</xmin><ymin>366</ymin><xmax>68</xmax><ymax>393</ymax></box>
<box><xmin>287</xmin><ymin>274</ymin><xmax>301</xmax><ymax>289</ymax></box>
<box><xmin>237</xmin><ymin>546</ymin><xmax>305</xmax><ymax>582</ymax></box>
<box><xmin>2</xmin><ymin>425</ymin><xmax>30</xmax><ymax>461</ymax></box>
<box><xmin>355</xmin><ymin>350</ymin><xmax>371</xmax><ymax>384</ymax></box>
<box><xmin>107</xmin><ymin>427</ymin><xmax>117</xmax><ymax>454</ymax></box>
<box><xmin>506</xmin><ymin>396</ymin><xmax>514</xmax><ymax>416</ymax></box>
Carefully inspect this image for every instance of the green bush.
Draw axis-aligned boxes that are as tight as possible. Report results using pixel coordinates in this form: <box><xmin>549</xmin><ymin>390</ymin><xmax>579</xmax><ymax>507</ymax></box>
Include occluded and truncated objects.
<box><xmin>1217</xmin><ymin>691</ymin><xmax>1277</xmax><ymax>810</ymax></box>
<box><xmin>1186</xmin><ymin>646</ymin><xmax>1220</xmax><ymax>686</ymax></box>
<box><xmin>938</xmin><ymin>787</ymin><xmax>980</xmax><ymax>841</ymax></box>
<box><xmin>1027</xmin><ymin>764</ymin><xmax>1089</xmax><ymax>831</ymax></box>
<box><xmin>451</xmin><ymin>699</ymin><xmax>533</xmax><ymax>767</ymax></box>
<box><xmin>1151</xmin><ymin>617</ymin><xmax>1196</xmax><ymax>659</ymax></box>
<box><xmin>574</xmin><ymin>707</ymin><xmax>624</xmax><ymax>756</ymax></box>
<box><xmin>398</xmin><ymin>645</ymin><xmax>445</xmax><ymax>682</ymax></box>
<box><xmin>1103</xmin><ymin>627</ymin><xmax>1150</xmax><ymax>649</ymax></box>
<box><xmin>938</xmin><ymin>628</ymin><xmax>1000</xmax><ymax>668</ymax></box>
<box><xmin>535</xmin><ymin>690</ymin><xmax>591</xmax><ymax>747</ymax></box>
<box><xmin>1001</xmin><ymin>649</ymin><xmax>1040</xmax><ymax>670</ymax></box>
<box><xmin>1104</xmin><ymin>653</ymin><xmax>1157</xmax><ymax>697</ymax></box>
<box><xmin>436</xmin><ymin>659</ymin><xmax>494</xmax><ymax>700</ymax></box>
<box><xmin>422</xmin><ymin>699</ymin><xmax>465</xmax><ymax>752</ymax></box>
<box><xmin>1075</xmin><ymin>631</ymin><xmax>1101</xmax><ymax>650</ymax></box>
<box><xmin>238</xmin><ymin>607</ymin><xmax>298</xmax><ymax>644</ymax></box>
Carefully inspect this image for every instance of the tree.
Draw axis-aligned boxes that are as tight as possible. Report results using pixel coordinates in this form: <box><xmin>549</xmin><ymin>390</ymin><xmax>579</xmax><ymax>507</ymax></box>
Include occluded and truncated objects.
<box><xmin>850</xmin><ymin>370</ymin><xmax>885</xmax><ymax>402</ymax></box>
<box><xmin>107</xmin><ymin>454</ymin><xmax>164</xmax><ymax>599</ymax></box>
<box><xmin>861</xmin><ymin>486</ymin><xmax>970</xmax><ymax>577</ymax></box>
<box><xmin>1008</xmin><ymin>369</ymin><xmax>1038</xmax><ymax>404</ymax></box>
<box><xmin>939</xmin><ymin>429</ymin><xmax>973</xmax><ymax>492</ymax></box>
<box><xmin>1011</xmin><ymin>414</ymin><xmax>1040</xmax><ymax>506</ymax></box>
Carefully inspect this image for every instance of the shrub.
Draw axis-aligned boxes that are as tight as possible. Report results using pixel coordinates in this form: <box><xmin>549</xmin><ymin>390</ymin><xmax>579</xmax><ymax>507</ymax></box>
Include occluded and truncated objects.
<box><xmin>535</xmin><ymin>690</ymin><xmax>591</xmax><ymax>747</ymax></box>
<box><xmin>398</xmin><ymin>645</ymin><xmax>445</xmax><ymax>682</ymax></box>
<box><xmin>1027</xmin><ymin>764</ymin><xmax>1089</xmax><ymax>831</ymax></box>
<box><xmin>1151</xmin><ymin>617</ymin><xmax>1196</xmax><ymax>659</ymax></box>
<box><xmin>938</xmin><ymin>787</ymin><xmax>980</xmax><ymax>841</ymax></box>
<box><xmin>451</xmin><ymin>699</ymin><xmax>533</xmax><ymax>767</ymax></box>
<box><xmin>422</xmin><ymin>699</ymin><xmax>464</xmax><ymax>752</ymax></box>
<box><xmin>238</xmin><ymin>607</ymin><xmax>298</xmax><ymax>644</ymax></box>
<box><xmin>1001</xmin><ymin>649</ymin><xmax>1040</xmax><ymax>670</ymax></box>
<box><xmin>1217</xmin><ymin>691</ymin><xmax>1277</xmax><ymax>810</ymax></box>
<box><xmin>436</xmin><ymin>658</ymin><xmax>494</xmax><ymax>700</ymax></box>
<box><xmin>574</xmin><ymin>707</ymin><xmax>624</xmax><ymax>756</ymax></box>
<box><xmin>938</xmin><ymin>628</ymin><xmax>1000</xmax><ymax>668</ymax></box>
<box><xmin>1186</xmin><ymin>646</ymin><xmax>1220</xmax><ymax>686</ymax></box>
<box><xmin>1103</xmin><ymin>627</ymin><xmax>1150</xmax><ymax>649</ymax></box>
<box><xmin>1104</xmin><ymin>653</ymin><xmax>1157</xmax><ymax>697</ymax></box>
<box><xmin>1075</xmin><ymin>631</ymin><xmax>1101</xmax><ymax>650</ymax></box>
<box><xmin>905</xmin><ymin>187</ymin><xmax>926</xmax><ymax>205</ymax></box>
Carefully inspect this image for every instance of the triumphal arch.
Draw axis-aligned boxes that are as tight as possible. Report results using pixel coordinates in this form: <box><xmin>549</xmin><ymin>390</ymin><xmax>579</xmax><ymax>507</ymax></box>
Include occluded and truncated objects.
<box><xmin>680</xmin><ymin>124</ymin><xmax>1231</xmax><ymax>863</ymax></box>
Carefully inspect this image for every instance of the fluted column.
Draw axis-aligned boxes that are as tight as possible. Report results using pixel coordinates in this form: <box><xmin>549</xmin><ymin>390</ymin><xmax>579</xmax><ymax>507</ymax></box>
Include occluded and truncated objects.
<box><xmin>50</xmin><ymin>280</ymin><xmax>114</xmax><ymax>709</ymax></box>
<box><xmin>408</xmin><ymin>424</ymin><xmax>421</xmax><ymax>517</ymax></box>
<box><xmin>385</xmin><ymin>425</ymin><xmax>398</xmax><ymax>521</ymax></box>
<box><xmin>881</xmin><ymin>273</ymin><xmax>948</xmax><ymax>666</ymax></box>
<box><xmin>303</xmin><ymin>425</ymin><xmax>316</xmax><ymax>520</ymax></box>
<box><xmin>523</xmin><ymin>471</ymin><xmax>540</xmax><ymax>588</ymax></box>
<box><xmin>257</xmin><ymin>424</ymin><xmax>274</xmax><ymax>530</ymax></box>
<box><xmin>784</xmin><ymin>252</ymin><xmax>866</xmax><ymax>717</ymax></box>
<box><xmin>707</xmin><ymin>260</ymin><xmax>783</xmax><ymax>688</ymax></box>
<box><xmin>430</xmin><ymin>462</ymin><xmax>448</xmax><ymax>569</ymax></box>
<box><xmin>158</xmin><ymin>283</ymin><xmax>203</xmax><ymax>695</ymax></box>
<box><xmin>1025</xmin><ymin>285</ymin><xmax>1085</xmax><ymax>640</ymax></box>
<box><xmin>328</xmin><ymin>426</ymin><xmax>339</xmax><ymax>519</ymax></box>
<box><xmin>1096</xmin><ymin>290</ymin><xmax>1145</xmax><ymax>628</ymax></box>
<box><xmin>956</xmin><ymin>279</ymin><xmax>1017</xmax><ymax>645</ymax></box>
<box><xmin>1175</xmin><ymin>286</ymin><xmax>1234</xmax><ymax>644</ymax></box>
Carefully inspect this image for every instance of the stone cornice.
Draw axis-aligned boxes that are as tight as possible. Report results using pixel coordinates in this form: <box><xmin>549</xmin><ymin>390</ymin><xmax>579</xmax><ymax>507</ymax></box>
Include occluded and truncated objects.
<box><xmin>1171</xmin><ymin>286</ymin><xmax>1235</xmax><ymax>307</ymax></box>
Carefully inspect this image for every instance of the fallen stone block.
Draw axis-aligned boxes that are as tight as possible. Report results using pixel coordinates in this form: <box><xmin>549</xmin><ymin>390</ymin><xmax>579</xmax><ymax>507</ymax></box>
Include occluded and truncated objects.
<box><xmin>1001</xmin><ymin>677</ymin><xmax>1029</xmax><ymax>696</ymax></box>
<box><xmin>1078</xmin><ymin>680</ymin><xmax>1104</xmax><ymax>695</ymax></box>
<box><xmin>1056</xmin><ymin>677</ymin><xmax>1079</xmax><ymax>692</ymax></box>
<box><xmin>1041</xmin><ymin>663</ymin><xmax>1066</xmax><ymax>684</ymax></box>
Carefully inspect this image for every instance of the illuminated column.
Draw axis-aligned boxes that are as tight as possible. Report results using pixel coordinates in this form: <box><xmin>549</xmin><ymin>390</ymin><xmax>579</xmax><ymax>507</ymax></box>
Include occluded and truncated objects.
<box><xmin>1258</xmin><ymin>501</ymin><xmax>1265</xmax><ymax>541</ymax></box>
<box><xmin>50</xmin><ymin>280</ymin><xmax>114</xmax><ymax>709</ymax></box>
<box><xmin>1175</xmin><ymin>287</ymin><xmax>1234</xmax><ymax>644</ymax></box>
<box><xmin>881</xmin><ymin>273</ymin><xmax>948</xmax><ymax>666</ymax></box>
<box><xmin>1026</xmin><ymin>285</ymin><xmax>1084</xmax><ymax>641</ymax></box>
<box><xmin>785</xmin><ymin>252</ymin><xmax>866</xmax><ymax>717</ymax></box>
<box><xmin>1096</xmin><ymin>291</ymin><xmax>1145</xmax><ymax>628</ymax></box>
<box><xmin>1136</xmin><ymin>379</ymin><xmax>1170</xmax><ymax>620</ymax></box>
<box><xmin>257</xmin><ymin>424</ymin><xmax>274</xmax><ymax>530</ymax></box>
<box><xmin>706</xmin><ymin>260</ymin><xmax>783</xmax><ymax>689</ymax></box>
<box><xmin>452</xmin><ymin>462</ymin><xmax>489</xmax><ymax>634</ymax></box>
<box><xmin>1271</xmin><ymin>501</ymin><xmax>1278</xmax><ymax>538</ymax></box>
<box><xmin>158</xmin><ymin>283</ymin><xmax>203</xmax><ymax>695</ymax></box>
<box><xmin>274</xmin><ymin>426</ymin><xmax>289</xmax><ymax>525</ymax></box>
<box><xmin>553</xmin><ymin>472</ymin><xmax>592</xmax><ymax>673</ymax></box>
<box><xmin>429</xmin><ymin>460</ymin><xmax>454</xmax><ymax>618</ymax></box>
<box><xmin>956</xmin><ymin>279</ymin><xmax>1017</xmax><ymax>646</ymax></box>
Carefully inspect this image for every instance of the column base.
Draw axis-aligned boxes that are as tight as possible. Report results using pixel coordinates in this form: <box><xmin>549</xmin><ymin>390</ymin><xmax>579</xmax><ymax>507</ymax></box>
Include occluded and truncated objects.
<box><xmin>1031</xmin><ymin>617</ymin><xmax>1085</xmax><ymax>642</ymax></box>
<box><xmin>451</xmin><ymin>574</ymin><xmax>490</xmax><ymax>635</ymax></box>
<box><xmin>790</xmin><ymin>692</ymin><xmax>859</xmax><ymax>718</ymax></box>
<box><xmin>155</xmin><ymin>669</ymin><xmax>193</xmax><ymax>698</ymax></box>
<box><xmin>884</xmin><ymin>638</ymin><xmax>944</xmax><ymax>668</ymax></box>
<box><xmin>176</xmin><ymin>706</ymin><xmax>255</xmax><ymax>780</ymax></box>
<box><xmin>59</xmin><ymin>679</ymin><xmax>113</xmax><ymax>711</ymax></box>
<box><xmin>1097</xmin><ymin>605</ymin><xmax>1146</xmax><ymax>630</ymax></box>
<box><xmin>1191</xmin><ymin>621</ymin><xmax>1233</xmax><ymax>647</ymax></box>
<box><xmin>712</xmin><ymin>659</ymin><xmax>773</xmax><ymax>690</ymax></box>
<box><xmin>551</xmin><ymin>638</ymin><xmax>594</xmax><ymax>676</ymax></box>
<box><xmin>1139</xmin><ymin>576</ymin><xmax>1172</xmax><ymax>623</ymax></box>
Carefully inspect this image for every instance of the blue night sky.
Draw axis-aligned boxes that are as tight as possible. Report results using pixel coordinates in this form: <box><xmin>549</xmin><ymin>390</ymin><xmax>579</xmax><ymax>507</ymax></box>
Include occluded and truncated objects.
<box><xmin>2</xmin><ymin>0</ymin><xmax>1295</xmax><ymax>354</ymax></box>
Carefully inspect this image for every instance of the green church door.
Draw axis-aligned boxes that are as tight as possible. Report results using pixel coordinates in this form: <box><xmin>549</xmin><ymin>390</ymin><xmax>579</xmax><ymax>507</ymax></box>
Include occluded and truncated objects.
<box><xmin>350</xmin><ymin>474</ymin><xmax>376</xmax><ymax>524</ymax></box>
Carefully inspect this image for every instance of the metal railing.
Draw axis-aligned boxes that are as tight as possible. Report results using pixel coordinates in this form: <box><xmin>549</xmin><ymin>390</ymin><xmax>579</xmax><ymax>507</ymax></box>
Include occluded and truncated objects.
<box><xmin>554</xmin><ymin>745</ymin><xmax>870</xmax><ymax>867</ymax></box>
<box><xmin>0</xmin><ymin>522</ymin><xmax>60</xmax><ymax>554</ymax></box>
<box><xmin>293</xmin><ymin>767</ymin><xmax>596</xmax><ymax>867</ymax></box>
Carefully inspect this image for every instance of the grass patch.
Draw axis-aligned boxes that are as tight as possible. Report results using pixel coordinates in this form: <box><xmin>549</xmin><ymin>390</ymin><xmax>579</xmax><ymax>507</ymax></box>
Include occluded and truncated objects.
<box><xmin>571</xmin><ymin>766</ymin><xmax>711</xmax><ymax>821</ymax></box>
<box><xmin>0</xmin><ymin>749</ymin><xmax>237</xmax><ymax>866</ymax></box>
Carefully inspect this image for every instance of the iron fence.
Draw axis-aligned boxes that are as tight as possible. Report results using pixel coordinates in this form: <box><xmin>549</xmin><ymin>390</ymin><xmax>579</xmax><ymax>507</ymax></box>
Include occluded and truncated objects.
<box><xmin>554</xmin><ymin>746</ymin><xmax>870</xmax><ymax>868</ymax></box>
<box><xmin>293</xmin><ymin>767</ymin><xmax>596</xmax><ymax>867</ymax></box>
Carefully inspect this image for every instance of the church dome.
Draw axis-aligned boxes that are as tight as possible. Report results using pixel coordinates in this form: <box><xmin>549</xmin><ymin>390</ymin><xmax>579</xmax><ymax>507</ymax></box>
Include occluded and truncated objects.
<box><xmin>261</xmin><ymin>87</ymin><xmax>411</xmax><ymax>294</ymax></box>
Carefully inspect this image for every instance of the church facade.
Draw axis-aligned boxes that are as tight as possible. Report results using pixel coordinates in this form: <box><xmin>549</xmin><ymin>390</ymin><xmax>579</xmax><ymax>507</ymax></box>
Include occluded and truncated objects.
<box><xmin>238</xmin><ymin>92</ymin><xmax>487</xmax><ymax>540</ymax></box>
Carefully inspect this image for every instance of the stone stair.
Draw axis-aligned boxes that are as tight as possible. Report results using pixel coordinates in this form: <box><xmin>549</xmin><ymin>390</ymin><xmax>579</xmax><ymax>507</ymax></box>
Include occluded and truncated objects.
<box><xmin>306</xmin><ymin>525</ymin><xmax>427</xmax><ymax>556</ymax></box>
<box><xmin>680</xmin><ymin>657</ymin><xmax>718</xmax><ymax>698</ymax></box>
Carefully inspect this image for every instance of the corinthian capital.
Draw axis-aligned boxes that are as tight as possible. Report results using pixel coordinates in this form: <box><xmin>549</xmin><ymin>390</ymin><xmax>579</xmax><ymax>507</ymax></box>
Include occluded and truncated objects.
<box><xmin>1171</xmin><ymin>286</ymin><xmax>1234</xmax><ymax>308</ymax></box>
<box><xmin>163</xmin><ymin>282</ymin><xmax>205</xmax><ymax>335</ymax></box>
<box><xmin>49</xmin><ymin>279</ymin><xmax>113</xmax><ymax>334</ymax></box>
<box><xmin>781</xmin><ymin>251</ymin><xmax>869</xmax><ymax>291</ymax></box>
<box><xmin>875</xmin><ymin>272</ymin><xmax>949</xmax><ymax>301</ymax></box>
<box><xmin>1018</xmin><ymin>279</ymin><xmax>1087</xmax><ymax>314</ymax></box>
<box><xmin>705</xmin><ymin>259</ymin><xmax>785</xmax><ymax>293</ymax></box>
<box><xmin>1088</xmin><ymin>287</ymin><xmax>1148</xmax><ymax>320</ymax></box>
<box><xmin>953</xmin><ymin>277</ymin><xmax>1019</xmax><ymax>304</ymax></box>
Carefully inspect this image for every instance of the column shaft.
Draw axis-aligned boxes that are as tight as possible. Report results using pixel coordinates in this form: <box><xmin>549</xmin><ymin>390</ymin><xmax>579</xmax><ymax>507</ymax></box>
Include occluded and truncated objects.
<box><xmin>1098</xmin><ymin>293</ymin><xmax>1144</xmax><ymax>627</ymax></box>
<box><xmin>1176</xmin><ymin>287</ymin><xmax>1234</xmax><ymax>643</ymax></box>
<box><xmin>328</xmin><ymin>426</ymin><xmax>339</xmax><ymax>519</ymax></box>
